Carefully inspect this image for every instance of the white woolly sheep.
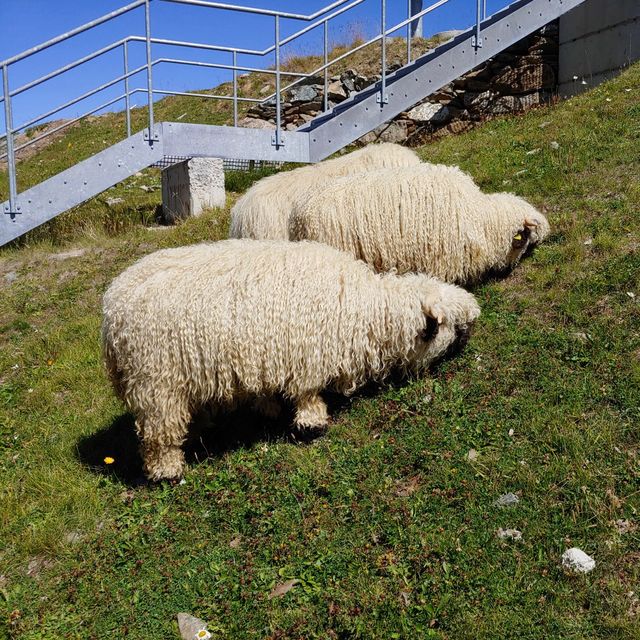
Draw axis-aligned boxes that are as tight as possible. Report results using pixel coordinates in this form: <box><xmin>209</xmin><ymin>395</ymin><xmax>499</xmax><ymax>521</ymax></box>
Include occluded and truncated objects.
<box><xmin>289</xmin><ymin>163</ymin><xmax>551</xmax><ymax>284</ymax></box>
<box><xmin>229</xmin><ymin>142</ymin><xmax>421</xmax><ymax>240</ymax></box>
<box><xmin>103</xmin><ymin>239</ymin><xmax>480</xmax><ymax>481</ymax></box>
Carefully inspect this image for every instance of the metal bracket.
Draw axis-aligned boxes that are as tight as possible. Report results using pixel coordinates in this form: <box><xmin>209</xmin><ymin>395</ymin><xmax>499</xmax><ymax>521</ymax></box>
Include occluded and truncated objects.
<box><xmin>271</xmin><ymin>133</ymin><xmax>285</xmax><ymax>148</ymax></box>
<box><xmin>143</xmin><ymin>128</ymin><xmax>160</xmax><ymax>142</ymax></box>
<box><xmin>472</xmin><ymin>35</ymin><xmax>483</xmax><ymax>49</ymax></box>
<box><xmin>376</xmin><ymin>92</ymin><xmax>389</xmax><ymax>105</ymax></box>
<box><xmin>3</xmin><ymin>204</ymin><xmax>21</xmax><ymax>216</ymax></box>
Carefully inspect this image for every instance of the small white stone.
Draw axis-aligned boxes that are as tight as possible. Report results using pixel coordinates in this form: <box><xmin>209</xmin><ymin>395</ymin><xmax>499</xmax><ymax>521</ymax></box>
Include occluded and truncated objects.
<box><xmin>626</xmin><ymin>292</ymin><xmax>636</xmax><ymax>299</ymax></box>
<box><xmin>177</xmin><ymin>613</ymin><xmax>208</xmax><ymax>640</ymax></box>
<box><xmin>179</xmin><ymin>478</ymin><xmax>187</xmax><ymax>485</ymax></box>
<box><xmin>583</xmin><ymin>238</ymin><xmax>593</xmax><ymax>245</ymax></box>
<box><xmin>497</xmin><ymin>528</ymin><xmax>522</xmax><ymax>541</ymax></box>
<box><xmin>562</xmin><ymin>547</ymin><xmax>595</xmax><ymax>573</ymax></box>
<box><xmin>526</xmin><ymin>148</ymin><xmax>541</xmax><ymax>156</ymax></box>
<box><xmin>467</xmin><ymin>449</ymin><xmax>478</xmax><ymax>461</ymax></box>
<box><xmin>605</xmin><ymin>98</ymin><xmax>612</xmax><ymax>102</ymax></box>
<box><xmin>495</xmin><ymin>492</ymin><xmax>519</xmax><ymax>507</ymax></box>
<box><xmin>508</xmin><ymin>428</ymin><xmax>515</xmax><ymax>437</ymax></box>
<box><xmin>550</xmin><ymin>141</ymin><xmax>560</xmax><ymax>150</ymax></box>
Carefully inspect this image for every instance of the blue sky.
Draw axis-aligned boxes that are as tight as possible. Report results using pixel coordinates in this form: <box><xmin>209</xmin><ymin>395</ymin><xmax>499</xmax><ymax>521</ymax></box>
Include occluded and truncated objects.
<box><xmin>0</xmin><ymin>0</ymin><xmax>510</xmax><ymax>135</ymax></box>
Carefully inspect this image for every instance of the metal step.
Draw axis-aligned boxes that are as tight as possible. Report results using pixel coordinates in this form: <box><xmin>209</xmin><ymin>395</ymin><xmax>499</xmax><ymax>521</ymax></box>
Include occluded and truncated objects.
<box><xmin>1</xmin><ymin>0</ymin><xmax>587</xmax><ymax>246</ymax></box>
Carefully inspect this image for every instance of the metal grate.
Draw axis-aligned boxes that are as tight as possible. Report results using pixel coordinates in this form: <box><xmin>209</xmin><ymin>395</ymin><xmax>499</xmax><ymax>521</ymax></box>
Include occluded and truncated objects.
<box><xmin>151</xmin><ymin>155</ymin><xmax>283</xmax><ymax>172</ymax></box>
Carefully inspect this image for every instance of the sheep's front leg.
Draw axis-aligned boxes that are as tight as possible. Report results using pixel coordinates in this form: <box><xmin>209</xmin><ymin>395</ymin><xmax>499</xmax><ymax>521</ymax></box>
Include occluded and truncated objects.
<box><xmin>294</xmin><ymin>393</ymin><xmax>328</xmax><ymax>430</ymax></box>
<box><xmin>135</xmin><ymin>400</ymin><xmax>191</xmax><ymax>481</ymax></box>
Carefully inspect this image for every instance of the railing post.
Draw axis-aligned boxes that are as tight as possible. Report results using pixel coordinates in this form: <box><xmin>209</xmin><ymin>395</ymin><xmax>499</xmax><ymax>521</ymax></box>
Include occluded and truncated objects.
<box><xmin>272</xmin><ymin>14</ymin><xmax>283</xmax><ymax>148</ymax></box>
<box><xmin>483</xmin><ymin>0</ymin><xmax>487</xmax><ymax>20</ymax></box>
<box><xmin>123</xmin><ymin>41</ymin><xmax>131</xmax><ymax>137</ymax></box>
<box><xmin>144</xmin><ymin>0</ymin><xmax>157</xmax><ymax>141</ymax></box>
<box><xmin>232</xmin><ymin>50</ymin><xmax>238</xmax><ymax>126</ymax></box>
<box><xmin>323</xmin><ymin>19</ymin><xmax>329</xmax><ymax>112</ymax></box>
<box><xmin>377</xmin><ymin>0</ymin><xmax>388</xmax><ymax>106</ymax></box>
<box><xmin>2</xmin><ymin>65</ymin><xmax>19</xmax><ymax>218</ymax></box>
<box><xmin>406</xmin><ymin>0</ymin><xmax>412</xmax><ymax>64</ymax></box>
<box><xmin>473</xmin><ymin>0</ymin><xmax>483</xmax><ymax>49</ymax></box>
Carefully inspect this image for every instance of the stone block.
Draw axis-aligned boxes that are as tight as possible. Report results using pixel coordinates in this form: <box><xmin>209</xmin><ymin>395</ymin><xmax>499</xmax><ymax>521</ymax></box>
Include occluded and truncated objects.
<box><xmin>162</xmin><ymin>157</ymin><xmax>225</xmax><ymax>223</ymax></box>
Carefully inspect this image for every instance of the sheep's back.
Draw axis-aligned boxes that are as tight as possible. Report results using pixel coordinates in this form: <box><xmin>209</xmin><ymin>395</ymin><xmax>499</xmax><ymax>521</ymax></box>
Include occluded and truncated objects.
<box><xmin>102</xmin><ymin>240</ymin><xmax>388</xmax><ymax>399</ymax></box>
<box><xmin>229</xmin><ymin>143</ymin><xmax>420</xmax><ymax>240</ymax></box>
<box><xmin>290</xmin><ymin>164</ymin><xmax>491</xmax><ymax>282</ymax></box>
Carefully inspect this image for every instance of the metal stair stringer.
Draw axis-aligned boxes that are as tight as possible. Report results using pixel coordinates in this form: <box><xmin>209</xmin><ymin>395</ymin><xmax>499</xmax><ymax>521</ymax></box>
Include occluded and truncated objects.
<box><xmin>305</xmin><ymin>0</ymin><xmax>587</xmax><ymax>161</ymax></box>
<box><xmin>1</xmin><ymin>129</ymin><xmax>164</xmax><ymax>245</ymax></box>
<box><xmin>0</xmin><ymin>124</ymin><xmax>310</xmax><ymax>245</ymax></box>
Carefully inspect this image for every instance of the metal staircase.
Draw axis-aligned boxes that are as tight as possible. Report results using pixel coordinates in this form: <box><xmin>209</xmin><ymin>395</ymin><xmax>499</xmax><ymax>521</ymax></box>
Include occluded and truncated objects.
<box><xmin>1</xmin><ymin>0</ymin><xmax>587</xmax><ymax>246</ymax></box>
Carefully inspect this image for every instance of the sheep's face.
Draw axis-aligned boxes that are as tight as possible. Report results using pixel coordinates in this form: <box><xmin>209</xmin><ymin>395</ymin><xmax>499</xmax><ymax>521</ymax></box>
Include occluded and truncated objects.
<box><xmin>505</xmin><ymin>212</ymin><xmax>550</xmax><ymax>269</ymax></box>
<box><xmin>410</xmin><ymin>281</ymin><xmax>481</xmax><ymax>370</ymax></box>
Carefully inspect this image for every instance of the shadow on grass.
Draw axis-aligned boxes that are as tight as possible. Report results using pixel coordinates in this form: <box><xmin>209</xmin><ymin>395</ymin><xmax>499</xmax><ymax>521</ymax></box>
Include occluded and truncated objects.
<box><xmin>76</xmin><ymin>401</ymin><xmax>324</xmax><ymax>486</ymax></box>
<box><xmin>76</xmin><ymin>333</ymin><xmax>472</xmax><ymax>485</ymax></box>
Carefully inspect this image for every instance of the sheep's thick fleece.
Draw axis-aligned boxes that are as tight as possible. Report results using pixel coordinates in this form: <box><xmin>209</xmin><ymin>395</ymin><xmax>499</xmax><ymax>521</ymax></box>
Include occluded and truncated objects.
<box><xmin>102</xmin><ymin>240</ymin><xmax>480</xmax><ymax>480</ymax></box>
<box><xmin>289</xmin><ymin>163</ymin><xmax>551</xmax><ymax>284</ymax></box>
<box><xmin>229</xmin><ymin>143</ymin><xmax>421</xmax><ymax>240</ymax></box>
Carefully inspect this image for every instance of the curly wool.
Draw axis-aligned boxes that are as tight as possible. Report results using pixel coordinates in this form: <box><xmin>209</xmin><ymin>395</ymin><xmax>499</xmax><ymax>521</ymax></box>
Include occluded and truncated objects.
<box><xmin>289</xmin><ymin>163</ymin><xmax>551</xmax><ymax>284</ymax></box>
<box><xmin>229</xmin><ymin>143</ymin><xmax>421</xmax><ymax>240</ymax></box>
<box><xmin>103</xmin><ymin>239</ymin><xmax>480</xmax><ymax>480</ymax></box>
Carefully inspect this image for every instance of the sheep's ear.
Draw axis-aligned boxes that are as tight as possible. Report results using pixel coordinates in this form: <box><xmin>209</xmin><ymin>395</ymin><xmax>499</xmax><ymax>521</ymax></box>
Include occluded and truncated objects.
<box><xmin>421</xmin><ymin>301</ymin><xmax>445</xmax><ymax>325</ymax></box>
<box><xmin>524</xmin><ymin>217</ymin><xmax>539</xmax><ymax>229</ymax></box>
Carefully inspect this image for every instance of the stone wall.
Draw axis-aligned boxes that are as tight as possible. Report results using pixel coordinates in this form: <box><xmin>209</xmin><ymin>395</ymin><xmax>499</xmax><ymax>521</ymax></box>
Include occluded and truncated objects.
<box><xmin>241</xmin><ymin>23</ymin><xmax>559</xmax><ymax>146</ymax></box>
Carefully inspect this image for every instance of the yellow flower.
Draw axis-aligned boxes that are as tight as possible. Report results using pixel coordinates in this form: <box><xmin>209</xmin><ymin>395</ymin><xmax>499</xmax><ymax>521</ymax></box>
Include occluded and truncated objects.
<box><xmin>103</xmin><ymin>456</ymin><xmax>115</xmax><ymax>465</ymax></box>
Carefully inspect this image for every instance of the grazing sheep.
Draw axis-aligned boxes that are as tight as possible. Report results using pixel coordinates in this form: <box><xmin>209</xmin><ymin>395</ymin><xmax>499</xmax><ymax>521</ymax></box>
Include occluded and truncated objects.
<box><xmin>229</xmin><ymin>143</ymin><xmax>421</xmax><ymax>240</ymax></box>
<box><xmin>289</xmin><ymin>163</ymin><xmax>551</xmax><ymax>284</ymax></box>
<box><xmin>103</xmin><ymin>240</ymin><xmax>480</xmax><ymax>480</ymax></box>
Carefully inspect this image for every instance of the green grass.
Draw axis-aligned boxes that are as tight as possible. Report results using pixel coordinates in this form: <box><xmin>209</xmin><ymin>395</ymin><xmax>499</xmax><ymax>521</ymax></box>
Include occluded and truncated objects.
<box><xmin>1</xmin><ymin>64</ymin><xmax>639</xmax><ymax>639</ymax></box>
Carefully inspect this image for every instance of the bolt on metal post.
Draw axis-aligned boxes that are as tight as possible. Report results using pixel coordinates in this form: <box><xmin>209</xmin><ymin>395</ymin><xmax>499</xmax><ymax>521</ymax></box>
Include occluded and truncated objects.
<box><xmin>2</xmin><ymin>65</ymin><xmax>19</xmax><ymax>216</ymax></box>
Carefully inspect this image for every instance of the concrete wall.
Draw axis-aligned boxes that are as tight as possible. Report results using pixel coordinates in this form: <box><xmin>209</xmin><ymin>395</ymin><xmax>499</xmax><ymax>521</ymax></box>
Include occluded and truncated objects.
<box><xmin>559</xmin><ymin>0</ymin><xmax>640</xmax><ymax>96</ymax></box>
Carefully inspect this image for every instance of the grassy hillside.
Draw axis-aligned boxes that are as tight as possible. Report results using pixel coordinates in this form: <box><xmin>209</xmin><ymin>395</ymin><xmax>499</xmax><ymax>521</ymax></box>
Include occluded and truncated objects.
<box><xmin>0</xmin><ymin>63</ymin><xmax>639</xmax><ymax>639</ymax></box>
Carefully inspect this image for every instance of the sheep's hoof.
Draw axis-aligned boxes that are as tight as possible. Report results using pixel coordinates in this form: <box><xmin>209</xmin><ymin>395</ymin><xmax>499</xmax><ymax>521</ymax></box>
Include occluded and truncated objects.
<box><xmin>290</xmin><ymin>423</ymin><xmax>328</xmax><ymax>443</ymax></box>
<box><xmin>143</xmin><ymin>446</ymin><xmax>185</xmax><ymax>482</ymax></box>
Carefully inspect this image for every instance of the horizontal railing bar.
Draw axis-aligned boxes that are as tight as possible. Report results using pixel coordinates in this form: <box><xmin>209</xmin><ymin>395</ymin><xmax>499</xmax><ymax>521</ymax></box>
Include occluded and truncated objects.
<box><xmin>14</xmin><ymin>64</ymin><xmax>146</xmax><ymax>134</ymax></box>
<box><xmin>131</xmin><ymin>87</ymin><xmax>263</xmax><ymax>103</ymax></box>
<box><xmin>158</xmin><ymin>0</ymin><xmax>356</xmax><ymax>21</ymax></box>
<box><xmin>155</xmin><ymin>57</ymin><xmax>312</xmax><ymax>77</ymax></box>
<box><xmin>0</xmin><ymin>0</ymin><xmax>146</xmax><ymax>67</ymax></box>
<box><xmin>0</xmin><ymin>93</ymin><xmax>128</xmax><ymax>161</ymax></box>
<box><xmin>11</xmin><ymin>38</ymin><xmax>130</xmax><ymax>98</ymax></box>
<box><xmin>128</xmin><ymin>35</ymin><xmax>262</xmax><ymax>56</ymax></box>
